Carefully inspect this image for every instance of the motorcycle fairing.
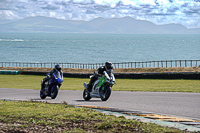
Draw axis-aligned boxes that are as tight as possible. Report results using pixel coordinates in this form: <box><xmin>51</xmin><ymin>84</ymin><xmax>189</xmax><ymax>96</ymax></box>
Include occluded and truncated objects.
<box><xmin>90</xmin><ymin>74</ymin><xmax>107</xmax><ymax>97</ymax></box>
<box><xmin>47</xmin><ymin>72</ymin><xmax>63</xmax><ymax>96</ymax></box>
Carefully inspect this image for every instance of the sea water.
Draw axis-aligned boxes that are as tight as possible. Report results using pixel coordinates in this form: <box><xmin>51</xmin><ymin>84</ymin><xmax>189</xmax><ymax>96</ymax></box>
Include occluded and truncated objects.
<box><xmin>0</xmin><ymin>33</ymin><xmax>199</xmax><ymax>63</ymax></box>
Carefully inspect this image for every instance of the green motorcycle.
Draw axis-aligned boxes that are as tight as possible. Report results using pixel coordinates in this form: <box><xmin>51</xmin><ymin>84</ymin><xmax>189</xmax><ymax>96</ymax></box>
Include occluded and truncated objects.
<box><xmin>83</xmin><ymin>70</ymin><xmax>116</xmax><ymax>101</ymax></box>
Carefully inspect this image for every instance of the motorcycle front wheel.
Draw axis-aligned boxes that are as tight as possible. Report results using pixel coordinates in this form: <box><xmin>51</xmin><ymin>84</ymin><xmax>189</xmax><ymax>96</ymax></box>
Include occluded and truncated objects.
<box><xmin>100</xmin><ymin>87</ymin><xmax>111</xmax><ymax>101</ymax></box>
<box><xmin>83</xmin><ymin>89</ymin><xmax>91</xmax><ymax>101</ymax></box>
<box><xmin>51</xmin><ymin>85</ymin><xmax>58</xmax><ymax>99</ymax></box>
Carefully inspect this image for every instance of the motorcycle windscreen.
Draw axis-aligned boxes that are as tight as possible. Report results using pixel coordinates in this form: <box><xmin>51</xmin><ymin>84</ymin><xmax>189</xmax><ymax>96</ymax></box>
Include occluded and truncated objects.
<box><xmin>106</xmin><ymin>69</ymin><xmax>115</xmax><ymax>82</ymax></box>
<box><xmin>106</xmin><ymin>69</ymin><xmax>113</xmax><ymax>76</ymax></box>
<box><xmin>53</xmin><ymin>71</ymin><xmax>63</xmax><ymax>82</ymax></box>
<box><xmin>54</xmin><ymin>71</ymin><xmax>61</xmax><ymax>78</ymax></box>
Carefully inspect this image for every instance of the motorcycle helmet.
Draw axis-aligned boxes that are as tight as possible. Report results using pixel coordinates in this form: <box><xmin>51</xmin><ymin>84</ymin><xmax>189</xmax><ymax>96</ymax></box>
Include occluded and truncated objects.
<box><xmin>105</xmin><ymin>61</ymin><xmax>113</xmax><ymax>70</ymax></box>
<box><xmin>55</xmin><ymin>64</ymin><xmax>61</xmax><ymax>71</ymax></box>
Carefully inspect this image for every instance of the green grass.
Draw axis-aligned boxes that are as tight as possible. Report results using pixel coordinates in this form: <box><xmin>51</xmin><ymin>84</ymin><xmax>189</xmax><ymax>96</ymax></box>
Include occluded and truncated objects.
<box><xmin>0</xmin><ymin>75</ymin><xmax>198</xmax><ymax>132</ymax></box>
<box><xmin>0</xmin><ymin>74</ymin><xmax>199</xmax><ymax>92</ymax></box>
<box><xmin>0</xmin><ymin>100</ymin><xmax>185</xmax><ymax>132</ymax></box>
<box><xmin>116</xmin><ymin>79</ymin><xmax>200</xmax><ymax>92</ymax></box>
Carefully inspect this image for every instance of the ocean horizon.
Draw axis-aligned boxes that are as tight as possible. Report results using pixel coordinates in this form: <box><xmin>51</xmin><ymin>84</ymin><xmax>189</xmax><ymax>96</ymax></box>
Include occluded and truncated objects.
<box><xmin>0</xmin><ymin>33</ymin><xmax>199</xmax><ymax>64</ymax></box>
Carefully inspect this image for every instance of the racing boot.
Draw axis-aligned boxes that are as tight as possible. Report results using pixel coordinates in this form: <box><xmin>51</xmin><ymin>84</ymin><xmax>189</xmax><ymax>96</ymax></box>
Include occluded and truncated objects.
<box><xmin>84</xmin><ymin>82</ymin><xmax>88</xmax><ymax>89</ymax></box>
<box><xmin>41</xmin><ymin>80</ymin><xmax>45</xmax><ymax>91</ymax></box>
<box><xmin>83</xmin><ymin>82</ymin><xmax>92</xmax><ymax>92</ymax></box>
<box><xmin>87</xmin><ymin>84</ymin><xmax>92</xmax><ymax>92</ymax></box>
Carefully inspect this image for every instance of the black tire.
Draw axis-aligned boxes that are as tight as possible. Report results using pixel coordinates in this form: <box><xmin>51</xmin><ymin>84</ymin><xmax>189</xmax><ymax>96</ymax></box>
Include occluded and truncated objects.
<box><xmin>83</xmin><ymin>89</ymin><xmax>91</xmax><ymax>101</ymax></box>
<box><xmin>51</xmin><ymin>85</ymin><xmax>58</xmax><ymax>99</ymax></box>
<box><xmin>40</xmin><ymin>90</ymin><xmax>46</xmax><ymax>99</ymax></box>
<box><xmin>100</xmin><ymin>86</ymin><xmax>111</xmax><ymax>101</ymax></box>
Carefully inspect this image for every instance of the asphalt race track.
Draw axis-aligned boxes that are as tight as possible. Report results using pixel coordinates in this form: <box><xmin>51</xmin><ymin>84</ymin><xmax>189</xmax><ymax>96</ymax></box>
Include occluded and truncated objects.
<box><xmin>1</xmin><ymin>88</ymin><xmax>200</xmax><ymax>120</ymax></box>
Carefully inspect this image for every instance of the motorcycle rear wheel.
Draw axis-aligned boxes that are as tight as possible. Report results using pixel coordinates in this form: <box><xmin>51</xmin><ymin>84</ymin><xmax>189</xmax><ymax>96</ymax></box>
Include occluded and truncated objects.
<box><xmin>100</xmin><ymin>87</ymin><xmax>111</xmax><ymax>101</ymax></box>
<box><xmin>51</xmin><ymin>85</ymin><xmax>58</xmax><ymax>99</ymax></box>
<box><xmin>83</xmin><ymin>89</ymin><xmax>91</xmax><ymax>101</ymax></box>
<box><xmin>40</xmin><ymin>90</ymin><xmax>46</xmax><ymax>99</ymax></box>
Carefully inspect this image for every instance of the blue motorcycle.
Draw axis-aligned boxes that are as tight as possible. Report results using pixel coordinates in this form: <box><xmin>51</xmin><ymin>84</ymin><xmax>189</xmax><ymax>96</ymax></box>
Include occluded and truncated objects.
<box><xmin>40</xmin><ymin>71</ymin><xmax>63</xmax><ymax>99</ymax></box>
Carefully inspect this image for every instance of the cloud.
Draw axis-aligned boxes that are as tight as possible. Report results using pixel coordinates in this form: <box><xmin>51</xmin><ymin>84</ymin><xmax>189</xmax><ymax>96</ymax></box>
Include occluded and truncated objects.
<box><xmin>0</xmin><ymin>0</ymin><xmax>200</xmax><ymax>28</ymax></box>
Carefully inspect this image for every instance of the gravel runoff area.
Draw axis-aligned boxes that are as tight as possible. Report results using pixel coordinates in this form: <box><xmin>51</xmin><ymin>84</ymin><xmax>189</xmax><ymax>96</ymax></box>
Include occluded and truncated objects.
<box><xmin>0</xmin><ymin>67</ymin><xmax>200</xmax><ymax>73</ymax></box>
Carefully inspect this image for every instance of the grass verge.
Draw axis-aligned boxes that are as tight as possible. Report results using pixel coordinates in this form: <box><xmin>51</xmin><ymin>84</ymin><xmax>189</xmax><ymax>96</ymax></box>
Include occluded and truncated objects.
<box><xmin>0</xmin><ymin>100</ymin><xmax>186</xmax><ymax>133</ymax></box>
<box><xmin>0</xmin><ymin>75</ymin><xmax>199</xmax><ymax>92</ymax></box>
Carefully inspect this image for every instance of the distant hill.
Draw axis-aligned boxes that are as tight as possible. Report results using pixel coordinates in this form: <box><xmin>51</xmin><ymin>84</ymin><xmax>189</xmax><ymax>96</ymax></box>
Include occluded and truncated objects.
<box><xmin>0</xmin><ymin>16</ymin><xmax>200</xmax><ymax>34</ymax></box>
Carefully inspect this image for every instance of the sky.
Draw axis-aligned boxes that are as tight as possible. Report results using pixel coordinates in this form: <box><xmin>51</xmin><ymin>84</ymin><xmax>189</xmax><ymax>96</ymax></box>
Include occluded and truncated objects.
<box><xmin>0</xmin><ymin>0</ymin><xmax>200</xmax><ymax>28</ymax></box>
